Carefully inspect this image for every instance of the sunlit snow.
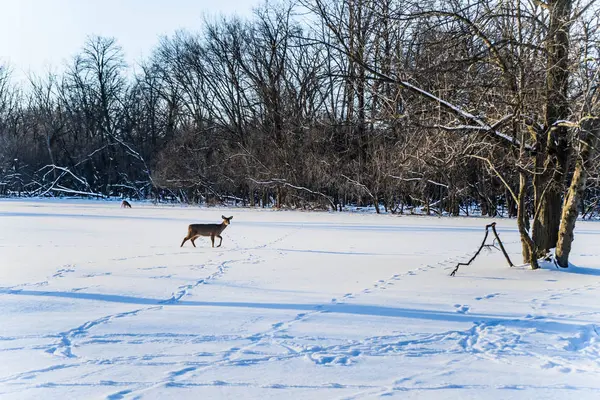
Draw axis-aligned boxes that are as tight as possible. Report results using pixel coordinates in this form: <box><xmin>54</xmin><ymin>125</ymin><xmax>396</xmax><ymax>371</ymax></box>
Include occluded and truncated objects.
<box><xmin>1</xmin><ymin>199</ymin><xmax>599</xmax><ymax>399</ymax></box>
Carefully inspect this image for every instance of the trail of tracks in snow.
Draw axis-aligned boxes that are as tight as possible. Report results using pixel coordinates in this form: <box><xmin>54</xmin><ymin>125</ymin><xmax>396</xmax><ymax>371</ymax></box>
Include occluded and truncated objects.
<box><xmin>44</xmin><ymin>307</ymin><xmax>163</xmax><ymax>359</ymax></box>
<box><xmin>171</xmin><ymin>239</ymin><xmax>600</xmax><ymax>398</ymax></box>
<box><xmin>158</xmin><ymin>224</ymin><xmax>302</xmax><ymax>304</ymax></box>
<box><xmin>99</xmin><ymin>229</ymin><xmax>305</xmax><ymax>397</ymax></box>
<box><xmin>4</xmin><ymin>223</ymin><xmax>600</xmax><ymax>398</ymax></box>
<box><xmin>116</xmin><ymin>239</ymin><xmax>483</xmax><ymax>397</ymax></box>
<box><xmin>0</xmin><ymin>227</ymin><xmax>306</xmax><ymax>398</ymax></box>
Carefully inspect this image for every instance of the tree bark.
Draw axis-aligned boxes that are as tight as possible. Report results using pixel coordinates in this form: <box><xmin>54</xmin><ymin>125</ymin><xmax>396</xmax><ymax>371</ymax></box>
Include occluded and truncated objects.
<box><xmin>518</xmin><ymin>172</ymin><xmax>539</xmax><ymax>269</ymax></box>
<box><xmin>556</xmin><ymin>117</ymin><xmax>600</xmax><ymax>267</ymax></box>
<box><xmin>532</xmin><ymin>0</ymin><xmax>573</xmax><ymax>253</ymax></box>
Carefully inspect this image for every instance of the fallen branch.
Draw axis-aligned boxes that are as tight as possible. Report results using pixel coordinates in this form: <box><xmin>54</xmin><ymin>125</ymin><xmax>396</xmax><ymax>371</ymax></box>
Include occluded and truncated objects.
<box><xmin>450</xmin><ymin>222</ymin><xmax>514</xmax><ymax>276</ymax></box>
<box><xmin>247</xmin><ymin>177</ymin><xmax>335</xmax><ymax>210</ymax></box>
<box><xmin>49</xmin><ymin>186</ymin><xmax>105</xmax><ymax>198</ymax></box>
<box><xmin>387</xmin><ymin>174</ymin><xmax>449</xmax><ymax>189</ymax></box>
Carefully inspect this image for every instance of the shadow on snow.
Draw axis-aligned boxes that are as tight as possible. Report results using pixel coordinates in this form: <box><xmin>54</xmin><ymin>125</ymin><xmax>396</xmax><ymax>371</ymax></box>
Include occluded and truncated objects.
<box><xmin>0</xmin><ymin>288</ymin><xmax>587</xmax><ymax>334</ymax></box>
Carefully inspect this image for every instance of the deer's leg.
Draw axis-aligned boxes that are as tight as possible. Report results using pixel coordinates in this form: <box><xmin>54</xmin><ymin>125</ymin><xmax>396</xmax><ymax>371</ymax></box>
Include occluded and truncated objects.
<box><xmin>210</xmin><ymin>235</ymin><xmax>215</xmax><ymax>247</ymax></box>
<box><xmin>180</xmin><ymin>236</ymin><xmax>189</xmax><ymax>247</ymax></box>
<box><xmin>190</xmin><ymin>236</ymin><xmax>197</xmax><ymax>248</ymax></box>
<box><xmin>217</xmin><ymin>235</ymin><xmax>223</xmax><ymax>247</ymax></box>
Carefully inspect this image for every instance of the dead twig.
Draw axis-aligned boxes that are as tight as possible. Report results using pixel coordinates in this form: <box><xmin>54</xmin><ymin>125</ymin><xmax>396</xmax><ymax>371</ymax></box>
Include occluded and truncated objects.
<box><xmin>450</xmin><ymin>222</ymin><xmax>514</xmax><ymax>276</ymax></box>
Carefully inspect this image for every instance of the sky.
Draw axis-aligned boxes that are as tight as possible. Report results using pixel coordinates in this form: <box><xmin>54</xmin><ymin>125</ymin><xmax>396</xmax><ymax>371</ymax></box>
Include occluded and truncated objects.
<box><xmin>0</xmin><ymin>0</ymin><xmax>258</xmax><ymax>80</ymax></box>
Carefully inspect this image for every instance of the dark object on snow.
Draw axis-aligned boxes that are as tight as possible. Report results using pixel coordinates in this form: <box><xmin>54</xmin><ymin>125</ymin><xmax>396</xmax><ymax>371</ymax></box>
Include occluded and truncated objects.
<box><xmin>450</xmin><ymin>222</ymin><xmax>514</xmax><ymax>276</ymax></box>
<box><xmin>121</xmin><ymin>200</ymin><xmax>132</xmax><ymax>208</ymax></box>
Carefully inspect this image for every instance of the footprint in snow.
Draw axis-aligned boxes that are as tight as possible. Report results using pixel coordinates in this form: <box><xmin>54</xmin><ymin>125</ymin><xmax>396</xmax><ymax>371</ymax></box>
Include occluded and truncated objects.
<box><xmin>106</xmin><ymin>390</ymin><xmax>132</xmax><ymax>400</ymax></box>
<box><xmin>53</xmin><ymin>268</ymin><xmax>75</xmax><ymax>278</ymax></box>
<box><xmin>475</xmin><ymin>293</ymin><xmax>501</xmax><ymax>301</ymax></box>
<box><xmin>524</xmin><ymin>314</ymin><xmax>544</xmax><ymax>319</ymax></box>
<box><xmin>169</xmin><ymin>366</ymin><xmax>196</xmax><ymax>377</ymax></box>
<box><xmin>138</xmin><ymin>266</ymin><xmax>167</xmax><ymax>270</ymax></box>
<box><xmin>310</xmin><ymin>353</ymin><xmax>353</xmax><ymax>366</ymax></box>
<box><xmin>541</xmin><ymin>361</ymin><xmax>572</xmax><ymax>373</ymax></box>
<box><xmin>84</xmin><ymin>272</ymin><xmax>112</xmax><ymax>278</ymax></box>
<box><xmin>454</xmin><ymin>304</ymin><xmax>470</xmax><ymax>314</ymax></box>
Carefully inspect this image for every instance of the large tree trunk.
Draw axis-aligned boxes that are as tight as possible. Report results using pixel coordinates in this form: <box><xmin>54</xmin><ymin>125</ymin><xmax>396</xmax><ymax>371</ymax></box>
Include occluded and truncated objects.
<box><xmin>518</xmin><ymin>172</ymin><xmax>539</xmax><ymax>269</ymax></box>
<box><xmin>555</xmin><ymin>117</ymin><xmax>600</xmax><ymax>267</ymax></box>
<box><xmin>532</xmin><ymin>0</ymin><xmax>573</xmax><ymax>253</ymax></box>
<box><xmin>532</xmin><ymin>191</ymin><xmax>562</xmax><ymax>254</ymax></box>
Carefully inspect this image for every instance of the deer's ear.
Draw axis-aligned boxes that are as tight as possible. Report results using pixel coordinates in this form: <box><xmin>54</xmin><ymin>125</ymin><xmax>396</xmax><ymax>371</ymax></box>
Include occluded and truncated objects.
<box><xmin>229</xmin><ymin>216</ymin><xmax>233</xmax><ymax>220</ymax></box>
<box><xmin>222</xmin><ymin>215</ymin><xmax>226</xmax><ymax>219</ymax></box>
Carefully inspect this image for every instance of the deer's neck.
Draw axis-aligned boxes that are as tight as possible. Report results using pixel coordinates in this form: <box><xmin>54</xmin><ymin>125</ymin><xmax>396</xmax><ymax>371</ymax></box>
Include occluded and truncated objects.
<box><xmin>218</xmin><ymin>223</ymin><xmax>228</xmax><ymax>233</ymax></box>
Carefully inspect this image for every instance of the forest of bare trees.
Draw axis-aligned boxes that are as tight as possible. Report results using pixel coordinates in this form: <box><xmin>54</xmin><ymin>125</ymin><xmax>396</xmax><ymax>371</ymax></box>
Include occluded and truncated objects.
<box><xmin>1</xmin><ymin>0</ymin><xmax>599</xmax><ymax>267</ymax></box>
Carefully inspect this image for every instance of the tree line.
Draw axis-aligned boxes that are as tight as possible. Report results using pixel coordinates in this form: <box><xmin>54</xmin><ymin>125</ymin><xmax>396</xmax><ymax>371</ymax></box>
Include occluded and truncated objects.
<box><xmin>1</xmin><ymin>0</ymin><xmax>599</xmax><ymax>267</ymax></box>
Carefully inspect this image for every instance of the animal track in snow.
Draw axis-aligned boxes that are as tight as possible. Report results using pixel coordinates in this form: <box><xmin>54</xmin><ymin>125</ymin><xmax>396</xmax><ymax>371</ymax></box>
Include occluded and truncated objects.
<box><xmin>149</xmin><ymin>275</ymin><xmax>173</xmax><ymax>279</ymax></box>
<box><xmin>106</xmin><ymin>389</ymin><xmax>133</xmax><ymax>400</ymax></box>
<box><xmin>475</xmin><ymin>293</ymin><xmax>501</xmax><ymax>301</ymax></box>
<box><xmin>161</xmin><ymin>256</ymin><xmax>255</xmax><ymax>304</ymax></box>
<box><xmin>45</xmin><ymin>307</ymin><xmax>159</xmax><ymax>358</ymax></box>
<box><xmin>53</xmin><ymin>267</ymin><xmax>75</xmax><ymax>278</ymax></box>
<box><xmin>138</xmin><ymin>266</ymin><xmax>167</xmax><ymax>271</ymax></box>
<box><xmin>454</xmin><ymin>304</ymin><xmax>470</xmax><ymax>314</ymax></box>
<box><xmin>83</xmin><ymin>272</ymin><xmax>112</xmax><ymax>278</ymax></box>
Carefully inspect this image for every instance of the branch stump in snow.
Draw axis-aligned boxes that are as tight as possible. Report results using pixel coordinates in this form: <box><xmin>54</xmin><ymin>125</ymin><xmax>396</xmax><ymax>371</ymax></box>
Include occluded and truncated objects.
<box><xmin>450</xmin><ymin>222</ymin><xmax>514</xmax><ymax>276</ymax></box>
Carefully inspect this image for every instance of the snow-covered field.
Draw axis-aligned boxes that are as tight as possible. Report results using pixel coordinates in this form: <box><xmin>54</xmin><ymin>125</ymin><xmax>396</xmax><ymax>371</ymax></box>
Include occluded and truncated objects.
<box><xmin>1</xmin><ymin>199</ymin><xmax>600</xmax><ymax>399</ymax></box>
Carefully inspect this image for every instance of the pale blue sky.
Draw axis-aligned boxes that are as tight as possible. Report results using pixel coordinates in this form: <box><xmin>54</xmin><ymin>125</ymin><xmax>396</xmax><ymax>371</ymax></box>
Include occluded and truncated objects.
<box><xmin>0</xmin><ymin>0</ymin><xmax>258</xmax><ymax>79</ymax></box>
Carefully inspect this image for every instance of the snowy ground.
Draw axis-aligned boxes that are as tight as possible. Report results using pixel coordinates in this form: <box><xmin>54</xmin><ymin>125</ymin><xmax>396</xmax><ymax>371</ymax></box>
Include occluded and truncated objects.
<box><xmin>1</xmin><ymin>199</ymin><xmax>599</xmax><ymax>399</ymax></box>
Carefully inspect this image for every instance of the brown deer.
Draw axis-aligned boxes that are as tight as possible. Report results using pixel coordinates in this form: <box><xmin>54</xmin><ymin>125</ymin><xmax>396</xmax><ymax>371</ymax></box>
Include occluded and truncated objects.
<box><xmin>180</xmin><ymin>215</ymin><xmax>233</xmax><ymax>248</ymax></box>
<box><xmin>121</xmin><ymin>200</ymin><xmax>132</xmax><ymax>208</ymax></box>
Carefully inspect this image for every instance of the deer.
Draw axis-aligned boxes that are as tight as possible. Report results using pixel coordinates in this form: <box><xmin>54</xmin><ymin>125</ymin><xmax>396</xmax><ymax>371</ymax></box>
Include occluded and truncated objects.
<box><xmin>121</xmin><ymin>200</ymin><xmax>132</xmax><ymax>208</ymax></box>
<box><xmin>180</xmin><ymin>215</ymin><xmax>233</xmax><ymax>248</ymax></box>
